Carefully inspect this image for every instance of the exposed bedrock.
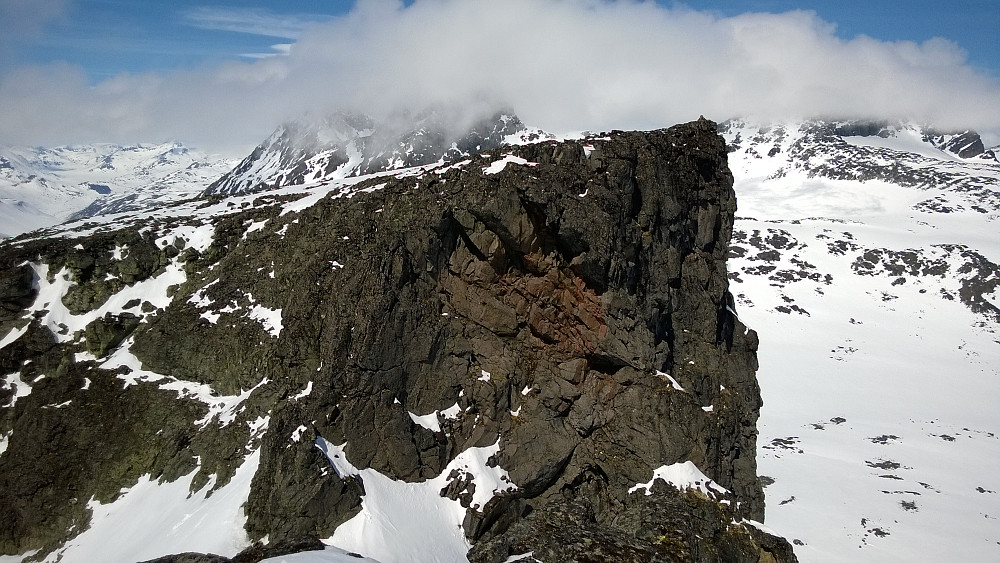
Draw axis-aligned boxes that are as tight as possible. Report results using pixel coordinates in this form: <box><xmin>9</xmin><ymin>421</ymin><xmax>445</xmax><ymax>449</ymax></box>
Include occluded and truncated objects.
<box><xmin>0</xmin><ymin>118</ymin><xmax>793</xmax><ymax>561</ymax></box>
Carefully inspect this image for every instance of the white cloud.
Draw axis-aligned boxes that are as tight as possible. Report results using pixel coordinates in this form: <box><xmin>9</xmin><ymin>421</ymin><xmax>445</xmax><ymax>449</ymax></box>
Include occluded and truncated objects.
<box><xmin>240</xmin><ymin>43</ymin><xmax>294</xmax><ymax>60</ymax></box>
<box><xmin>1</xmin><ymin>0</ymin><xmax>998</xmax><ymax>153</ymax></box>
<box><xmin>182</xmin><ymin>6</ymin><xmax>332</xmax><ymax>40</ymax></box>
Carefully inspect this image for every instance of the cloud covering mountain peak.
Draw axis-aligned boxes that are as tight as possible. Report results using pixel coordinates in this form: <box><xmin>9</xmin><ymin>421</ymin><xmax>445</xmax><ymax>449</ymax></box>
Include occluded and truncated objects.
<box><xmin>1</xmin><ymin>0</ymin><xmax>998</xmax><ymax>152</ymax></box>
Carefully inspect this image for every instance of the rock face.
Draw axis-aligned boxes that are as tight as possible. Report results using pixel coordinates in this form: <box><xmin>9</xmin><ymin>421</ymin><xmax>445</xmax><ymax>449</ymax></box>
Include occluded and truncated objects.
<box><xmin>0</xmin><ymin>119</ymin><xmax>794</xmax><ymax>561</ymax></box>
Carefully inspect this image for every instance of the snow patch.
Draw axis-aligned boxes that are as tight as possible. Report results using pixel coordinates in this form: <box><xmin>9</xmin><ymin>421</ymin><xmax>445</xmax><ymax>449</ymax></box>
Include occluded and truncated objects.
<box><xmin>655</xmin><ymin>370</ymin><xmax>686</xmax><ymax>392</ymax></box>
<box><xmin>157</xmin><ymin>222</ymin><xmax>216</xmax><ymax>253</ymax></box>
<box><xmin>291</xmin><ymin>381</ymin><xmax>313</xmax><ymax>401</ymax></box>
<box><xmin>25</xmin><ymin>260</ymin><xmax>185</xmax><ymax>344</ymax></box>
<box><xmin>0</xmin><ymin>323</ymin><xmax>29</xmax><ymax>350</ymax></box>
<box><xmin>242</xmin><ymin>219</ymin><xmax>268</xmax><ymax>239</ymax></box>
<box><xmin>407</xmin><ymin>403</ymin><xmax>462</xmax><ymax>434</ymax></box>
<box><xmin>315</xmin><ymin>438</ymin><xmax>515</xmax><ymax>563</ymax></box>
<box><xmin>259</xmin><ymin>545</ymin><xmax>380</xmax><ymax>562</ymax></box>
<box><xmin>0</xmin><ymin>371</ymin><xmax>34</xmax><ymax>407</ymax></box>
<box><xmin>483</xmin><ymin>155</ymin><xmax>537</xmax><ymax>175</ymax></box>
<box><xmin>43</xmin><ymin>450</ymin><xmax>260</xmax><ymax>563</ymax></box>
<box><xmin>628</xmin><ymin>461</ymin><xmax>729</xmax><ymax>498</ymax></box>
<box><xmin>248</xmin><ymin>304</ymin><xmax>283</xmax><ymax>337</ymax></box>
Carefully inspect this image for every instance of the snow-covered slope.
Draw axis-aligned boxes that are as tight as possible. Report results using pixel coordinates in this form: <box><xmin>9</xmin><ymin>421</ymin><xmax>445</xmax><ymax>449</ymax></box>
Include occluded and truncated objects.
<box><xmin>721</xmin><ymin>119</ymin><xmax>1000</xmax><ymax>561</ymax></box>
<box><xmin>205</xmin><ymin>110</ymin><xmax>526</xmax><ymax>196</ymax></box>
<box><xmin>0</xmin><ymin>143</ymin><xmax>236</xmax><ymax>238</ymax></box>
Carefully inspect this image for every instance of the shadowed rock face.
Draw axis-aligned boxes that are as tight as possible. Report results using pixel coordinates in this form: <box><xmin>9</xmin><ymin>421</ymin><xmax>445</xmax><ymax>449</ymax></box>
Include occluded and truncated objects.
<box><xmin>0</xmin><ymin>119</ymin><xmax>793</xmax><ymax>561</ymax></box>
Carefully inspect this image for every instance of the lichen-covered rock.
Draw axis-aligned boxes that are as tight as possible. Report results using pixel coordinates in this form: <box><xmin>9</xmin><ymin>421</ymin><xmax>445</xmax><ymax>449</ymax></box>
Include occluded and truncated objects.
<box><xmin>0</xmin><ymin>119</ymin><xmax>793</xmax><ymax>561</ymax></box>
<box><xmin>468</xmin><ymin>483</ymin><xmax>795</xmax><ymax>563</ymax></box>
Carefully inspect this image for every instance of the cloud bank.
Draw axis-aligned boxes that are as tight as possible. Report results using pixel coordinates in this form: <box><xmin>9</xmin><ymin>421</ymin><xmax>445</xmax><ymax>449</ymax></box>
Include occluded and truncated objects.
<box><xmin>2</xmin><ymin>0</ymin><xmax>999</xmax><ymax>153</ymax></box>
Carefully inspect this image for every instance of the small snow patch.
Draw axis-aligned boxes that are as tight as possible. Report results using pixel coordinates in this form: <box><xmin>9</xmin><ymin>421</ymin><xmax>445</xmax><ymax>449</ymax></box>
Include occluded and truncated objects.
<box><xmin>1</xmin><ymin>371</ymin><xmax>36</xmax><ymax>406</ymax></box>
<box><xmin>440</xmin><ymin>403</ymin><xmax>461</xmax><ymax>420</ymax></box>
<box><xmin>409</xmin><ymin>411</ymin><xmax>442</xmax><ymax>433</ymax></box>
<box><xmin>408</xmin><ymin>402</ymin><xmax>462</xmax><ymax>433</ymax></box>
<box><xmin>248</xmin><ymin>305</ymin><xmax>283</xmax><ymax>337</ymax></box>
<box><xmin>242</xmin><ymin>219</ymin><xmax>267</xmax><ymax>239</ymax></box>
<box><xmin>291</xmin><ymin>381</ymin><xmax>313</xmax><ymax>401</ymax></box>
<box><xmin>655</xmin><ymin>370</ymin><xmax>686</xmax><ymax>392</ymax></box>
<box><xmin>629</xmin><ymin>461</ymin><xmax>729</xmax><ymax>498</ymax></box>
<box><xmin>0</xmin><ymin>324</ymin><xmax>29</xmax><ymax>351</ymax></box>
<box><xmin>483</xmin><ymin>155</ymin><xmax>538</xmax><ymax>175</ymax></box>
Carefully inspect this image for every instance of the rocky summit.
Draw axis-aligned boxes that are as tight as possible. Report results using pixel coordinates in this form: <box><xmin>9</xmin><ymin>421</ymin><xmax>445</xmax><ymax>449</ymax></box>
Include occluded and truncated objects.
<box><xmin>0</xmin><ymin>119</ymin><xmax>795</xmax><ymax>562</ymax></box>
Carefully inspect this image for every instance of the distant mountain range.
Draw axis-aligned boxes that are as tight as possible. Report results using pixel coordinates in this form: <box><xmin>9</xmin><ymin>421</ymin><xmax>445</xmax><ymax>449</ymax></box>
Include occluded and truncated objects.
<box><xmin>0</xmin><ymin>143</ymin><xmax>236</xmax><ymax>238</ymax></box>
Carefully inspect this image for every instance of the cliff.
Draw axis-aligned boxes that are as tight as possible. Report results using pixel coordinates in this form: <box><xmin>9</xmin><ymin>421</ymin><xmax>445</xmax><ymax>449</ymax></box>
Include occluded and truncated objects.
<box><xmin>0</xmin><ymin>119</ymin><xmax>795</xmax><ymax>562</ymax></box>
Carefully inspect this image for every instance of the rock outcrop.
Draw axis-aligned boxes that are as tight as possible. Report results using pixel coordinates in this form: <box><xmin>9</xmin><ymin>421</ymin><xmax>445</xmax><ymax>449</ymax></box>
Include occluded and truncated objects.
<box><xmin>0</xmin><ymin>119</ymin><xmax>794</xmax><ymax>561</ymax></box>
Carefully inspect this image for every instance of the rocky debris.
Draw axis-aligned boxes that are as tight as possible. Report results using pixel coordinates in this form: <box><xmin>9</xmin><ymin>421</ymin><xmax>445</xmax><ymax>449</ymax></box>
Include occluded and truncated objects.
<box><xmin>141</xmin><ymin>537</ymin><xmax>328</xmax><ymax>563</ymax></box>
<box><xmin>469</xmin><ymin>483</ymin><xmax>796</xmax><ymax>563</ymax></box>
<box><xmin>729</xmin><ymin>228</ymin><xmax>831</xmax><ymax>290</ymax></box>
<box><xmin>729</xmin><ymin>213</ymin><xmax>1000</xmax><ymax>327</ymax></box>
<box><xmin>0</xmin><ymin>119</ymin><xmax>794</xmax><ymax>560</ymax></box>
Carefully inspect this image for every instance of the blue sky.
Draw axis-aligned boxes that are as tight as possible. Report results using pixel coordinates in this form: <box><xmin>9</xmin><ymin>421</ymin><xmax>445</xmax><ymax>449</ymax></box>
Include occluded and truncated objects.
<box><xmin>1</xmin><ymin>0</ymin><xmax>999</xmax><ymax>151</ymax></box>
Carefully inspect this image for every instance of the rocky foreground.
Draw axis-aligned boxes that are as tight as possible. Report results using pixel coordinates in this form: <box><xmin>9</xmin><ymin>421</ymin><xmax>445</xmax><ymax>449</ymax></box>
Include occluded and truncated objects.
<box><xmin>0</xmin><ymin>119</ymin><xmax>795</xmax><ymax>562</ymax></box>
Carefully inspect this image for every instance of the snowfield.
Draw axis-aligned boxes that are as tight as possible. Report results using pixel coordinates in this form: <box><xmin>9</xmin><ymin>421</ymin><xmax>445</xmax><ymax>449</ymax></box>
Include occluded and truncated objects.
<box><xmin>0</xmin><ymin>143</ymin><xmax>236</xmax><ymax>239</ymax></box>
<box><xmin>722</xmin><ymin>120</ymin><xmax>1000</xmax><ymax>561</ymax></box>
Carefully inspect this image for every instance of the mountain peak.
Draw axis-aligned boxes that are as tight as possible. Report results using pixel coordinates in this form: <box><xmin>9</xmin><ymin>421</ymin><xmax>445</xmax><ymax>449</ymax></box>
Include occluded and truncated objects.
<box><xmin>204</xmin><ymin>109</ymin><xmax>527</xmax><ymax>197</ymax></box>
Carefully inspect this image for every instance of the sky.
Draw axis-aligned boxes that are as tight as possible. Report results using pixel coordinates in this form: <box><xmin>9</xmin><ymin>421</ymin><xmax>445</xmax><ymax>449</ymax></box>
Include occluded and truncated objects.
<box><xmin>1</xmin><ymin>0</ymin><xmax>999</xmax><ymax>154</ymax></box>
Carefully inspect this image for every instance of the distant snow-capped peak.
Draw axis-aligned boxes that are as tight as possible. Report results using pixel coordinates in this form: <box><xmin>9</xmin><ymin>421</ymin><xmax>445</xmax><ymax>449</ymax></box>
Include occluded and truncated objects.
<box><xmin>204</xmin><ymin>109</ymin><xmax>527</xmax><ymax>197</ymax></box>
